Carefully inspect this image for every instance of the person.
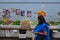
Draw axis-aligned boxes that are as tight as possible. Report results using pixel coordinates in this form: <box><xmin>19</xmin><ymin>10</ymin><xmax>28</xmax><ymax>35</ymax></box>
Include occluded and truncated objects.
<box><xmin>33</xmin><ymin>15</ymin><xmax>50</xmax><ymax>40</ymax></box>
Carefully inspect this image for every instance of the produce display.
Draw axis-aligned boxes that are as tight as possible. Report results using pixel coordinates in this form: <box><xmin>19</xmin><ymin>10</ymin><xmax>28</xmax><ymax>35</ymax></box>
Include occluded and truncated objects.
<box><xmin>3</xmin><ymin>18</ymin><xmax>11</xmax><ymax>25</ymax></box>
<box><xmin>20</xmin><ymin>19</ymin><xmax>31</xmax><ymax>28</ymax></box>
<box><xmin>0</xmin><ymin>19</ymin><xmax>60</xmax><ymax>26</ymax></box>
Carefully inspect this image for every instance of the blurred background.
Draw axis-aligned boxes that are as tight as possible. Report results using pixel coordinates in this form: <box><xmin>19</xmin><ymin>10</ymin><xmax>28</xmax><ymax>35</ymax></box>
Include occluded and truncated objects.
<box><xmin>0</xmin><ymin>0</ymin><xmax>60</xmax><ymax>40</ymax></box>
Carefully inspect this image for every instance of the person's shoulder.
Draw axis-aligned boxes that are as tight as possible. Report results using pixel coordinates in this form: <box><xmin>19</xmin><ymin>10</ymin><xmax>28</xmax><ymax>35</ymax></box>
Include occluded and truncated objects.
<box><xmin>43</xmin><ymin>23</ymin><xmax>50</xmax><ymax>28</ymax></box>
<box><xmin>43</xmin><ymin>23</ymin><xmax>47</xmax><ymax>26</ymax></box>
<box><xmin>42</xmin><ymin>23</ymin><xmax>49</xmax><ymax>28</ymax></box>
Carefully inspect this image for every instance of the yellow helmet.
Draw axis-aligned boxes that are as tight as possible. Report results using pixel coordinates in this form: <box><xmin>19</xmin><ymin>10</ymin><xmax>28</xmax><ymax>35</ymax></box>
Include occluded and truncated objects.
<box><xmin>37</xmin><ymin>10</ymin><xmax>46</xmax><ymax>16</ymax></box>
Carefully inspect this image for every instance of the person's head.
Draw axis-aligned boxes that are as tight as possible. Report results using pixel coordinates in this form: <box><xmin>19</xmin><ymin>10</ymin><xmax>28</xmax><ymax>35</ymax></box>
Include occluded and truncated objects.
<box><xmin>38</xmin><ymin>15</ymin><xmax>46</xmax><ymax>24</ymax></box>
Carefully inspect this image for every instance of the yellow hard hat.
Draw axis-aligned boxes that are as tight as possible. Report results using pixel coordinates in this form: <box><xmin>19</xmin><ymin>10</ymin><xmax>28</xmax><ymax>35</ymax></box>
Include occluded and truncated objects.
<box><xmin>37</xmin><ymin>10</ymin><xmax>46</xmax><ymax>16</ymax></box>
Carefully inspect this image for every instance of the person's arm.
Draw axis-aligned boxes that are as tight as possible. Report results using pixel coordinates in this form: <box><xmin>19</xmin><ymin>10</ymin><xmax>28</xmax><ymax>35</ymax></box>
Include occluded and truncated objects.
<box><xmin>34</xmin><ymin>31</ymin><xmax>47</xmax><ymax>36</ymax></box>
<box><xmin>33</xmin><ymin>24</ymin><xmax>39</xmax><ymax>33</ymax></box>
<box><xmin>34</xmin><ymin>32</ymin><xmax>43</xmax><ymax>35</ymax></box>
<box><xmin>43</xmin><ymin>31</ymin><xmax>47</xmax><ymax>35</ymax></box>
<box><xmin>33</xmin><ymin>24</ymin><xmax>47</xmax><ymax>36</ymax></box>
